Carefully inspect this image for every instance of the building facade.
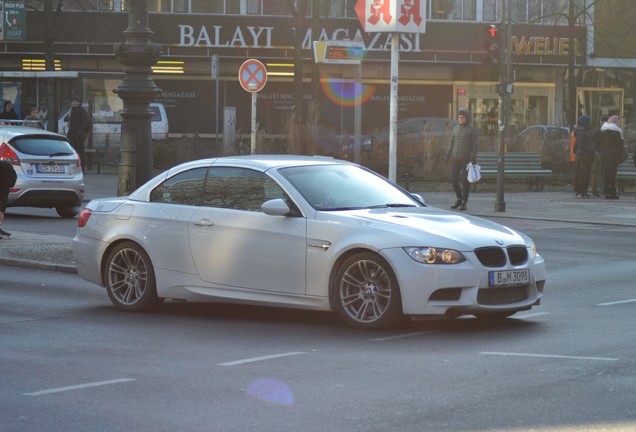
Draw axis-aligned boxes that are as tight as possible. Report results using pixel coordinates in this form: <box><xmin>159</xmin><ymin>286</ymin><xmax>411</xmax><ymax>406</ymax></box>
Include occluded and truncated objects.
<box><xmin>0</xmin><ymin>0</ymin><xmax>633</xmax><ymax>154</ymax></box>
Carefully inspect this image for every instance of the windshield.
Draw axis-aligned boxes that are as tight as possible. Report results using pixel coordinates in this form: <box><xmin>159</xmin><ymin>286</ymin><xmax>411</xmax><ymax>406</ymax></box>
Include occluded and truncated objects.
<box><xmin>279</xmin><ymin>164</ymin><xmax>422</xmax><ymax>211</ymax></box>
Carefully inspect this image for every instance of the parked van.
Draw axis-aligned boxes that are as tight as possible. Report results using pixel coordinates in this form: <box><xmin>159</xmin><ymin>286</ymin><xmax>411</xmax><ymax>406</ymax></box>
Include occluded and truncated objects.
<box><xmin>58</xmin><ymin>102</ymin><xmax>169</xmax><ymax>148</ymax></box>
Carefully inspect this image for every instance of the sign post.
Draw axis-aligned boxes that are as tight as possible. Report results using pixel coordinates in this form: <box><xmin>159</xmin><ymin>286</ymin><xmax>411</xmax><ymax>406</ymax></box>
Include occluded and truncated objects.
<box><xmin>211</xmin><ymin>54</ymin><xmax>219</xmax><ymax>152</ymax></box>
<box><xmin>238</xmin><ymin>59</ymin><xmax>267</xmax><ymax>154</ymax></box>
<box><xmin>355</xmin><ymin>0</ymin><xmax>426</xmax><ymax>183</ymax></box>
<box><xmin>313</xmin><ymin>40</ymin><xmax>365</xmax><ymax>163</ymax></box>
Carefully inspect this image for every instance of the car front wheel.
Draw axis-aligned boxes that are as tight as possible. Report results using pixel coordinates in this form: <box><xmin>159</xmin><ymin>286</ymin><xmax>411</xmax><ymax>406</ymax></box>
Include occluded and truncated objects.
<box><xmin>332</xmin><ymin>252</ymin><xmax>403</xmax><ymax>330</ymax></box>
<box><xmin>105</xmin><ymin>241</ymin><xmax>161</xmax><ymax>311</ymax></box>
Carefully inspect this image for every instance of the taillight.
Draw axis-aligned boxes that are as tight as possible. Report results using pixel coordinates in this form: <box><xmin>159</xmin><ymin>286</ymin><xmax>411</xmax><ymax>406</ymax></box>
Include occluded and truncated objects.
<box><xmin>78</xmin><ymin>208</ymin><xmax>92</xmax><ymax>228</ymax></box>
<box><xmin>74</xmin><ymin>150</ymin><xmax>82</xmax><ymax>168</ymax></box>
<box><xmin>0</xmin><ymin>142</ymin><xmax>20</xmax><ymax>165</ymax></box>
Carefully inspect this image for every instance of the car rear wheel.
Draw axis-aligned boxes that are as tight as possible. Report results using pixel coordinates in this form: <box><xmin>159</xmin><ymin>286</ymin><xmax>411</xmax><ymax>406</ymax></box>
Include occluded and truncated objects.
<box><xmin>332</xmin><ymin>252</ymin><xmax>403</xmax><ymax>330</ymax></box>
<box><xmin>105</xmin><ymin>241</ymin><xmax>162</xmax><ymax>311</ymax></box>
<box><xmin>55</xmin><ymin>205</ymin><xmax>79</xmax><ymax>218</ymax></box>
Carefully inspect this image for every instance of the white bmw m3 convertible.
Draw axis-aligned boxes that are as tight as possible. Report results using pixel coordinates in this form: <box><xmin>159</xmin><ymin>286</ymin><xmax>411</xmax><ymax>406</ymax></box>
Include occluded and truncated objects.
<box><xmin>73</xmin><ymin>155</ymin><xmax>546</xmax><ymax>330</ymax></box>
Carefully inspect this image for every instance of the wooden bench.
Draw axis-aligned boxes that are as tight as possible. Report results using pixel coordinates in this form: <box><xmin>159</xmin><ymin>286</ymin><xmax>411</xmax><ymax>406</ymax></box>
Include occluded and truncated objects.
<box><xmin>477</xmin><ymin>152</ymin><xmax>553</xmax><ymax>190</ymax></box>
<box><xmin>617</xmin><ymin>154</ymin><xmax>636</xmax><ymax>192</ymax></box>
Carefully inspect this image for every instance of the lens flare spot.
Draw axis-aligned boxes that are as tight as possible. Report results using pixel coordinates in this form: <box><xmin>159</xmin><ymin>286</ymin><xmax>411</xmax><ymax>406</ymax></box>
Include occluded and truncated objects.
<box><xmin>321</xmin><ymin>75</ymin><xmax>375</xmax><ymax>107</ymax></box>
<box><xmin>246</xmin><ymin>378</ymin><xmax>294</xmax><ymax>405</ymax></box>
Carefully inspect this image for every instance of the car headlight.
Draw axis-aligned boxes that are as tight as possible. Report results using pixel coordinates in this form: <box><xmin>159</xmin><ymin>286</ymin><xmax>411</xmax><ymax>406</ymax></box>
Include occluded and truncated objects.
<box><xmin>404</xmin><ymin>247</ymin><xmax>466</xmax><ymax>264</ymax></box>
<box><xmin>528</xmin><ymin>242</ymin><xmax>537</xmax><ymax>259</ymax></box>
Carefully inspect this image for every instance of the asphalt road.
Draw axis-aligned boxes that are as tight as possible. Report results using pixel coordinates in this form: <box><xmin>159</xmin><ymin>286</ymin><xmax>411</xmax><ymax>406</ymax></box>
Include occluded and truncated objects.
<box><xmin>1</xmin><ymin>220</ymin><xmax>635</xmax><ymax>432</ymax></box>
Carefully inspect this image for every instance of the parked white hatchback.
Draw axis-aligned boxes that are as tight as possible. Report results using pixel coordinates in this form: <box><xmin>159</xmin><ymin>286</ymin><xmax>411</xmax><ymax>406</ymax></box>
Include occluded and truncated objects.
<box><xmin>0</xmin><ymin>126</ymin><xmax>84</xmax><ymax>218</ymax></box>
<box><xmin>73</xmin><ymin>155</ymin><xmax>546</xmax><ymax>329</ymax></box>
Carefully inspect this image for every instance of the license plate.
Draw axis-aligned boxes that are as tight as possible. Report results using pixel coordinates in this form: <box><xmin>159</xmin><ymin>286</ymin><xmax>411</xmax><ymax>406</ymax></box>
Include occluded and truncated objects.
<box><xmin>36</xmin><ymin>164</ymin><xmax>66</xmax><ymax>173</ymax></box>
<box><xmin>489</xmin><ymin>269</ymin><xmax>530</xmax><ymax>287</ymax></box>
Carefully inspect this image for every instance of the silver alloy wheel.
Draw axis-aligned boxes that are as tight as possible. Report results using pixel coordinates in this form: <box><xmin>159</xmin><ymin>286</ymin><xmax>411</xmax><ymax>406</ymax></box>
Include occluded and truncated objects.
<box><xmin>105</xmin><ymin>242</ymin><xmax>160</xmax><ymax>311</ymax></box>
<box><xmin>335</xmin><ymin>252</ymin><xmax>402</xmax><ymax>329</ymax></box>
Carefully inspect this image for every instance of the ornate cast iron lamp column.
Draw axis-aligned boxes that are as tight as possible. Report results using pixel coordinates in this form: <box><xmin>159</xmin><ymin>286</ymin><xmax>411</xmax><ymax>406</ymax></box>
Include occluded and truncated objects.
<box><xmin>113</xmin><ymin>0</ymin><xmax>162</xmax><ymax>196</ymax></box>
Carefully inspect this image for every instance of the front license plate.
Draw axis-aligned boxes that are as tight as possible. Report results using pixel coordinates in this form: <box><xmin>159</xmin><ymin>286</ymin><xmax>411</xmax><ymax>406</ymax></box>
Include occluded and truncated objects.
<box><xmin>36</xmin><ymin>164</ymin><xmax>66</xmax><ymax>173</ymax></box>
<box><xmin>489</xmin><ymin>269</ymin><xmax>530</xmax><ymax>287</ymax></box>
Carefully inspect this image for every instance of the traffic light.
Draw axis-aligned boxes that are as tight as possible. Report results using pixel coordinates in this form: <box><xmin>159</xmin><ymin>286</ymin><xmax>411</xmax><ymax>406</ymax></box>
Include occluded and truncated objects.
<box><xmin>482</xmin><ymin>24</ymin><xmax>500</xmax><ymax>65</ymax></box>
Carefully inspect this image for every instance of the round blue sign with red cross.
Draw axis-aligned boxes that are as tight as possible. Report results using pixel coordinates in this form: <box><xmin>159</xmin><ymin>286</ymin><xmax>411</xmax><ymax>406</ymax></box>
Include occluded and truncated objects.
<box><xmin>238</xmin><ymin>59</ymin><xmax>267</xmax><ymax>93</ymax></box>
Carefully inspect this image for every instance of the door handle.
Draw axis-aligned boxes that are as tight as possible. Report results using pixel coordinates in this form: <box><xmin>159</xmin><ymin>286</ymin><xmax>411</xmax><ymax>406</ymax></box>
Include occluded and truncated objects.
<box><xmin>193</xmin><ymin>219</ymin><xmax>214</xmax><ymax>227</ymax></box>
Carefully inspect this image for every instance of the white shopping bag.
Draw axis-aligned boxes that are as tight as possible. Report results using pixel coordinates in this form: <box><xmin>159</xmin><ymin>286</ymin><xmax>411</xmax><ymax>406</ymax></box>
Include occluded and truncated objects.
<box><xmin>466</xmin><ymin>162</ymin><xmax>481</xmax><ymax>183</ymax></box>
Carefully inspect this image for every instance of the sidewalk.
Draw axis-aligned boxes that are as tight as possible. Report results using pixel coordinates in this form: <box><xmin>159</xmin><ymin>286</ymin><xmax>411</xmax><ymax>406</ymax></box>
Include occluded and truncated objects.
<box><xmin>1</xmin><ymin>172</ymin><xmax>636</xmax><ymax>273</ymax></box>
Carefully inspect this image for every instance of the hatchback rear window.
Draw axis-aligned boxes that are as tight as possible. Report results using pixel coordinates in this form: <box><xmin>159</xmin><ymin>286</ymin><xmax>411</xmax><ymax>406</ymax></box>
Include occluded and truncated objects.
<box><xmin>10</xmin><ymin>136</ymin><xmax>75</xmax><ymax>156</ymax></box>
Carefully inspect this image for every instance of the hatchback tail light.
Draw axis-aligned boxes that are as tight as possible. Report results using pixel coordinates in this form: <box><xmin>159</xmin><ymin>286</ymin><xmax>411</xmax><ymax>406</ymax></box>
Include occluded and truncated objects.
<box><xmin>0</xmin><ymin>143</ymin><xmax>20</xmax><ymax>165</ymax></box>
<box><xmin>78</xmin><ymin>208</ymin><xmax>92</xmax><ymax>227</ymax></box>
<box><xmin>75</xmin><ymin>150</ymin><xmax>82</xmax><ymax>168</ymax></box>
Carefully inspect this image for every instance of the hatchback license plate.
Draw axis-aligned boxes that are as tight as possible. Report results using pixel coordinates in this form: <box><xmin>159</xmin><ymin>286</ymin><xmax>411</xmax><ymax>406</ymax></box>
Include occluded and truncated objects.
<box><xmin>36</xmin><ymin>164</ymin><xmax>65</xmax><ymax>173</ymax></box>
<box><xmin>489</xmin><ymin>269</ymin><xmax>530</xmax><ymax>287</ymax></box>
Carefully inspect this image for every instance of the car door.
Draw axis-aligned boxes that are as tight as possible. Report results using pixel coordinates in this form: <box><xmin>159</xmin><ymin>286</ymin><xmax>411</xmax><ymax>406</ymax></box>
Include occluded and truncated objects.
<box><xmin>188</xmin><ymin>166</ymin><xmax>308</xmax><ymax>294</ymax></box>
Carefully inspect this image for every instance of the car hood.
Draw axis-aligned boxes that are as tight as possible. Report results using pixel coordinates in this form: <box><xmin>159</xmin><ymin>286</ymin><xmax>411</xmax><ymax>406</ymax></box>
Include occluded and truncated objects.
<box><xmin>322</xmin><ymin>206</ymin><xmax>528</xmax><ymax>250</ymax></box>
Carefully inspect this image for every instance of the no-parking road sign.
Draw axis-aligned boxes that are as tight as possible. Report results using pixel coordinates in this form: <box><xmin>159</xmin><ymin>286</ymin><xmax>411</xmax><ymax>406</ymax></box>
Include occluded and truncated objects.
<box><xmin>239</xmin><ymin>59</ymin><xmax>267</xmax><ymax>93</ymax></box>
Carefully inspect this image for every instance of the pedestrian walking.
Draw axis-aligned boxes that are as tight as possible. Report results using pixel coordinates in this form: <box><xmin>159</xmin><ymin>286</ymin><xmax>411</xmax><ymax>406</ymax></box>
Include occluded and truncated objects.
<box><xmin>0</xmin><ymin>159</ymin><xmax>17</xmax><ymax>239</ymax></box>
<box><xmin>0</xmin><ymin>100</ymin><xmax>19</xmax><ymax>124</ymax></box>
<box><xmin>573</xmin><ymin>115</ymin><xmax>594</xmax><ymax>198</ymax></box>
<box><xmin>446</xmin><ymin>108</ymin><xmax>478</xmax><ymax>211</ymax></box>
<box><xmin>66</xmin><ymin>95</ymin><xmax>91</xmax><ymax>164</ymax></box>
<box><xmin>598</xmin><ymin>115</ymin><xmax>626</xmax><ymax>199</ymax></box>
<box><xmin>590</xmin><ymin>116</ymin><xmax>608</xmax><ymax>197</ymax></box>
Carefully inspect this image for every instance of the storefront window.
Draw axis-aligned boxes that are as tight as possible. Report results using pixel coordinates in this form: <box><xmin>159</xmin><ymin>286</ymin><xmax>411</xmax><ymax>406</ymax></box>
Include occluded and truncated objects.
<box><xmin>263</xmin><ymin>0</ymin><xmax>291</xmax><ymax>15</ymax></box>
<box><xmin>173</xmin><ymin>0</ymin><xmax>187</xmax><ymax>13</ymax></box>
<box><xmin>320</xmin><ymin>1</ymin><xmax>345</xmax><ymax>18</ymax></box>
<box><xmin>511</xmin><ymin>0</ymin><xmax>527</xmax><ymax>23</ymax></box>
<box><xmin>147</xmin><ymin>0</ymin><xmax>171</xmax><ymax>12</ymax></box>
<box><xmin>25</xmin><ymin>0</ymin><xmax>43</xmax><ymax>10</ymax></box>
<box><xmin>431</xmin><ymin>0</ymin><xmax>476</xmax><ymax>20</ymax></box>
<box><xmin>483</xmin><ymin>0</ymin><xmax>499</xmax><ymax>21</ymax></box>
<box><xmin>192</xmin><ymin>0</ymin><xmax>223</xmax><ymax>14</ymax></box>
<box><xmin>62</xmin><ymin>0</ymin><xmax>98</xmax><ymax>11</ymax></box>
<box><xmin>463</xmin><ymin>0</ymin><xmax>476</xmax><ymax>20</ymax></box>
<box><xmin>543</xmin><ymin>0</ymin><xmax>568</xmax><ymax>24</ymax></box>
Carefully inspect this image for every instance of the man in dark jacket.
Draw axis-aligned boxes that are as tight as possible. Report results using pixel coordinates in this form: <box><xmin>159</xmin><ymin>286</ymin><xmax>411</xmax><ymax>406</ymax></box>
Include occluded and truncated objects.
<box><xmin>447</xmin><ymin>108</ymin><xmax>478</xmax><ymax>210</ymax></box>
<box><xmin>573</xmin><ymin>115</ymin><xmax>594</xmax><ymax>198</ymax></box>
<box><xmin>590</xmin><ymin>115</ymin><xmax>608</xmax><ymax>197</ymax></box>
<box><xmin>66</xmin><ymin>96</ymin><xmax>91</xmax><ymax>164</ymax></box>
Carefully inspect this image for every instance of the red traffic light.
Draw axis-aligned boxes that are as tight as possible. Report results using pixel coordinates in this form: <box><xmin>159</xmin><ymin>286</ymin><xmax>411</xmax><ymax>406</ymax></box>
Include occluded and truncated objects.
<box><xmin>485</xmin><ymin>24</ymin><xmax>498</xmax><ymax>38</ymax></box>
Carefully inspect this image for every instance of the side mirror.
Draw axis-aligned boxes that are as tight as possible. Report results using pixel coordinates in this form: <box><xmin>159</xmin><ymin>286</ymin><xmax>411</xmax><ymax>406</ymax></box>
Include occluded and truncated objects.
<box><xmin>261</xmin><ymin>198</ymin><xmax>291</xmax><ymax>216</ymax></box>
<box><xmin>411</xmin><ymin>193</ymin><xmax>425</xmax><ymax>205</ymax></box>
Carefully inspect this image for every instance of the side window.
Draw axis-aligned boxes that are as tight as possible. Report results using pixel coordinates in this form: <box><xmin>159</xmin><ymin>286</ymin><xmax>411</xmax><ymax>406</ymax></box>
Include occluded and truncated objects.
<box><xmin>150</xmin><ymin>168</ymin><xmax>207</xmax><ymax>206</ymax></box>
<box><xmin>203</xmin><ymin>167</ymin><xmax>285</xmax><ymax>212</ymax></box>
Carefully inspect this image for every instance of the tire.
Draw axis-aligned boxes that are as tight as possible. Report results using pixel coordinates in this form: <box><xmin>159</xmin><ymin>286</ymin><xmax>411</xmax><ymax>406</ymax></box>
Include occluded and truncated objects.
<box><xmin>332</xmin><ymin>252</ymin><xmax>403</xmax><ymax>330</ymax></box>
<box><xmin>105</xmin><ymin>241</ymin><xmax>162</xmax><ymax>311</ymax></box>
<box><xmin>55</xmin><ymin>205</ymin><xmax>79</xmax><ymax>218</ymax></box>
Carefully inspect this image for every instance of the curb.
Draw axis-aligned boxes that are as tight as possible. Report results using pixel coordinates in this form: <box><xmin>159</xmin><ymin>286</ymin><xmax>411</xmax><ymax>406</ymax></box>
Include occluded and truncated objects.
<box><xmin>0</xmin><ymin>257</ymin><xmax>77</xmax><ymax>274</ymax></box>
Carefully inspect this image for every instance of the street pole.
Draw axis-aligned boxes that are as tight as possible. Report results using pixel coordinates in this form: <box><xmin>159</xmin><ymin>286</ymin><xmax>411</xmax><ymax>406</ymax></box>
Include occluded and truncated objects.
<box><xmin>495</xmin><ymin>0</ymin><xmax>507</xmax><ymax>212</ymax></box>
<box><xmin>567</xmin><ymin>0</ymin><xmax>576</xmax><ymax>130</ymax></box>
<box><xmin>388</xmin><ymin>32</ymin><xmax>399</xmax><ymax>183</ymax></box>
<box><xmin>113</xmin><ymin>0</ymin><xmax>162</xmax><ymax>196</ymax></box>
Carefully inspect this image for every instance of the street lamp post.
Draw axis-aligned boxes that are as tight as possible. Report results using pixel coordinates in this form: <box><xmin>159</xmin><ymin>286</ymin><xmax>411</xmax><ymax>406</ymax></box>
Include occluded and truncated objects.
<box><xmin>113</xmin><ymin>0</ymin><xmax>162</xmax><ymax>196</ymax></box>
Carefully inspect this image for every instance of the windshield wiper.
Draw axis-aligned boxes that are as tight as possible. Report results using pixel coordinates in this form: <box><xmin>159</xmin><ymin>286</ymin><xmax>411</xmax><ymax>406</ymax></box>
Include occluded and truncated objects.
<box><xmin>366</xmin><ymin>203</ymin><xmax>418</xmax><ymax>209</ymax></box>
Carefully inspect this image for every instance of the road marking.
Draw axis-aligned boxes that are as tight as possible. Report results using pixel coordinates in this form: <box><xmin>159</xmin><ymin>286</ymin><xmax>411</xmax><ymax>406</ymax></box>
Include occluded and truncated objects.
<box><xmin>23</xmin><ymin>378</ymin><xmax>135</xmax><ymax>396</ymax></box>
<box><xmin>218</xmin><ymin>351</ymin><xmax>306</xmax><ymax>366</ymax></box>
<box><xmin>513</xmin><ymin>312</ymin><xmax>550</xmax><ymax>319</ymax></box>
<box><xmin>597</xmin><ymin>298</ymin><xmax>636</xmax><ymax>306</ymax></box>
<box><xmin>480</xmin><ymin>352</ymin><xmax>618</xmax><ymax>361</ymax></box>
<box><xmin>370</xmin><ymin>331</ymin><xmax>434</xmax><ymax>341</ymax></box>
